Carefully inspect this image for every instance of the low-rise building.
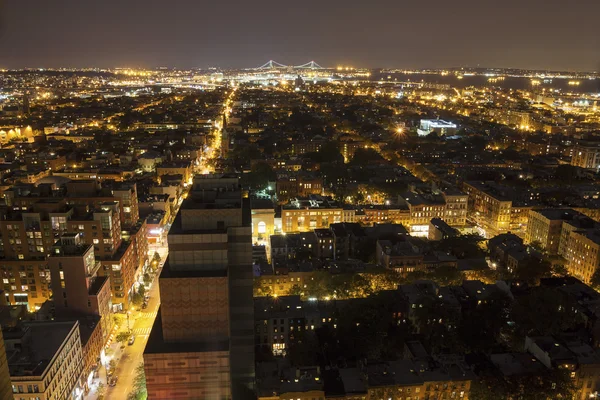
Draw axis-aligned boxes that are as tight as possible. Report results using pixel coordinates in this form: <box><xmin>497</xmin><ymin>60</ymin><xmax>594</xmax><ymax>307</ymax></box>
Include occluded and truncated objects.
<box><xmin>282</xmin><ymin>196</ymin><xmax>343</xmax><ymax>233</ymax></box>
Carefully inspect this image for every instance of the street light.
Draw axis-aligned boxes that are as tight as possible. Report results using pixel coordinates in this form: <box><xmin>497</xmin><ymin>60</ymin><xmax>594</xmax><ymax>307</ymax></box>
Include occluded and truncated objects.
<box><xmin>127</xmin><ymin>311</ymin><xmax>131</xmax><ymax>333</ymax></box>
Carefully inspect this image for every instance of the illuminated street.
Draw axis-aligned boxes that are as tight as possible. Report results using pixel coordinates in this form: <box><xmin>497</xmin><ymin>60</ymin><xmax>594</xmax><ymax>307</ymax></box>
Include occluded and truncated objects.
<box><xmin>104</xmin><ymin>263</ymin><xmax>163</xmax><ymax>399</ymax></box>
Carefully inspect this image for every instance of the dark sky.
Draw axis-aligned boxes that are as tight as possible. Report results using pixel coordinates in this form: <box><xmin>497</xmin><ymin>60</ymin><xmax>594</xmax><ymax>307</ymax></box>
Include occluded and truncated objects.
<box><xmin>0</xmin><ymin>0</ymin><xmax>598</xmax><ymax>71</ymax></box>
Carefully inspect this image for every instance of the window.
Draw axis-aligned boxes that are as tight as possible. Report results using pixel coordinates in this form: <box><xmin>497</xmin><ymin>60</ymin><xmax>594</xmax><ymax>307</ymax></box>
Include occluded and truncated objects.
<box><xmin>257</xmin><ymin>222</ymin><xmax>266</xmax><ymax>234</ymax></box>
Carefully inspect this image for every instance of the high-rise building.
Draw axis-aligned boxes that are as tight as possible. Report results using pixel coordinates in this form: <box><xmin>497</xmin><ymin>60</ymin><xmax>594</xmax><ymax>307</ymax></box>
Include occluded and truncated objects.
<box><xmin>144</xmin><ymin>174</ymin><xmax>254</xmax><ymax>399</ymax></box>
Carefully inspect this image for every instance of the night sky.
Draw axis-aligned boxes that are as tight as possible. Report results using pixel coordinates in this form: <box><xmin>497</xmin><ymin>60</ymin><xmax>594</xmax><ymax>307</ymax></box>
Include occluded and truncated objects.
<box><xmin>0</xmin><ymin>0</ymin><xmax>598</xmax><ymax>71</ymax></box>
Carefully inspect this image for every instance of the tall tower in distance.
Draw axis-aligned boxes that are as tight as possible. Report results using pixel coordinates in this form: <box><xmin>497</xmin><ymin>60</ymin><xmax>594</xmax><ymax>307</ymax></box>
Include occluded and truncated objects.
<box><xmin>144</xmin><ymin>174</ymin><xmax>255</xmax><ymax>399</ymax></box>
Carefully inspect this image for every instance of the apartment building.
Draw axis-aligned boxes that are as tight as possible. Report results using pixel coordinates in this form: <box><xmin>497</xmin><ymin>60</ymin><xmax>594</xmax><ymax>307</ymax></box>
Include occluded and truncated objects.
<box><xmin>47</xmin><ymin>234</ymin><xmax>113</xmax><ymax>343</ymax></box>
<box><xmin>571</xmin><ymin>141</ymin><xmax>600</xmax><ymax>170</ymax></box>
<box><xmin>7</xmin><ymin>321</ymin><xmax>83</xmax><ymax>400</ymax></box>
<box><xmin>276</xmin><ymin>174</ymin><xmax>323</xmax><ymax>202</ymax></box>
<box><xmin>525</xmin><ymin>209</ymin><xmax>600</xmax><ymax>283</ymax></box>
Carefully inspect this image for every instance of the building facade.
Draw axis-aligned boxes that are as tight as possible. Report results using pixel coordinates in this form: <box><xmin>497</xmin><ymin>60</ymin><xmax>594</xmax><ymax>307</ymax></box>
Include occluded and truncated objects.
<box><xmin>144</xmin><ymin>174</ymin><xmax>254</xmax><ymax>399</ymax></box>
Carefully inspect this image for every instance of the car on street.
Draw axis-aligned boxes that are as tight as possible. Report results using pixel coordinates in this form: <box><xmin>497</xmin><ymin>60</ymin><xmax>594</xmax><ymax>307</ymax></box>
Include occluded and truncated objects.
<box><xmin>128</xmin><ymin>335</ymin><xmax>135</xmax><ymax>345</ymax></box>
<box><xmin>109</xmin><ymin>376</ymin><xmax>118</xmax><ymax>387</ymax></box>
<box><xmin>142</xmin><ymin>302</ymin><xmax>148</xmax><ymax>309</ymax></box>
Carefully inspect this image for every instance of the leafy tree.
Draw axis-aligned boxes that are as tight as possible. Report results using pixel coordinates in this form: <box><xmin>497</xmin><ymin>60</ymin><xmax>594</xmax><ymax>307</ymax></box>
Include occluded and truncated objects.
<box><xmin>131</xmin><ymin>292</ymin><xmax>144</xmax><ymax>307</ymax></box>
<box><xmin>555</xmin><ymin>164</ymin><xmax>579</xmax><ymax>183</ymax></box>
<box><xmin>434</xmin><ymin>234</ymin><xmax>485</xmax><ymax>259</ymax></box>
<box><xmin>590</xmin><ymin>268</ymin><xmax>600</xmax><ymax>290</ymax></box>
<box><xmin>412</xmin><ymin>295</ymin><xmax>462</xmax><ymax>353</ymax></box>
<box><xmin>349</xmin><ymin>147</ymin><xmax>384</xmax><ymax>166</ymax></box>
<box><xmin>116</xmin><ymin>332</ymin><xmax>131</xmax><ymax>343</ymax></box>
<box><xmin>97</xmin><ymin>383</ymin><xmax>106</xmax><ymax>400</ymax></box>
<box><xmin>511</xmin><ymin>255</ymin><xmax>552</xmax><ymax>285</ymax></box>
<box><xmin>459</xmin><ymin>291</ymin><xmax>511</xmax><ymax>352</ymax></box>
<box><xmin>334</xmin><ymin>295</ymin><xmax>394</xmax><ymax>359</ymax></box>
<box><xmin>127</xmin><ymin>363</ymin><xmax>147</xmax><ymax>400</ymax></box>
<box><xmin>287</xmin><ymin>284</ymin><xmax>303</xmax><ymax>296</ymax></box>
<box><xmin>143</xmin><ymin>273</ymin><xmax>151</xmax><ymax>286</ymax></box>
<box><xmin>113</xmin><ymin>314</ymin><xmax>125</xmax><ymax>328</ymax></box>
<box><xmin>469</xmin><ymin>268</ymin><xmax>500</xmax><ymax>284</ymax></box>
<box><xmin>429</xmin><ymin>265</ymin><xmax>463</xmax><ymax>286</ymax></box>
<box><xmin>304</xmin><ymin>272</ymin><xmax>331</xmax><ymax>299</ymax></box>
<box><xmin>472</xmin><ymin>368</ymin><xmax>576</xmax><ymax>400</ymax></box>
<box><xmin>253</xmin><ymin>279</ymin><xmax>273</xmax><ymax>297</ymax></box>
<box><xmin>306</xmin><ymin>141</ymin><xmax>344</xmax><ymax>164</ymax></box>
<box><xmin>510</xmin><ymin>287</ymin><xmax>584</xmax><ymax>345</ymax></box>
<box><xmin>242</xmin><ymin>162</ymin><xmax>276</xmax><ymax>190</ymax></box>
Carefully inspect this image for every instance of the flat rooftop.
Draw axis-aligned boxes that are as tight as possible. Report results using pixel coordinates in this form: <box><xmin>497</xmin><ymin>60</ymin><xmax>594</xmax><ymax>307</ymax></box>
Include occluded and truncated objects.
<box><xmin>8</xmin><ymin>320</ymin><xmax>78</xmax><ymax>377</ymax></box>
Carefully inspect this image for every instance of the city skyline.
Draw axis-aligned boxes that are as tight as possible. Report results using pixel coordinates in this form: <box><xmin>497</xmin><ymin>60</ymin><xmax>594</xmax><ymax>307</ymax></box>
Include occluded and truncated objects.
<box><xmin>1</xmin><ymin>0</ymin><xmax>599</xmax><ymax>71</ymax></box>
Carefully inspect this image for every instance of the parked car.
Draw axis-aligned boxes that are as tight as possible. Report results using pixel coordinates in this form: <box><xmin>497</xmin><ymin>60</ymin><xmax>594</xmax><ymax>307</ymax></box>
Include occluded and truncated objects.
<box><xmin>128</xmin><ymin>335</ymin><xmax>135</xmax><ymax>346</ymax></box>
<box><xmin>109</xmin><ymin>376</ymin><xmax>118</xmax><ymax>387</ymax></box>
<box><xmin>141</xmin><ymin>302</ymin><xmax>148</xmax><ymax>309</ymax></box>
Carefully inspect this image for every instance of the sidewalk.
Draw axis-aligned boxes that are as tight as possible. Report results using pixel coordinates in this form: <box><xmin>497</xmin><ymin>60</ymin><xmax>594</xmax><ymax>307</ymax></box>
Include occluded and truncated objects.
<box><xmin>85</xmin><ymin>334</ymin><xmax>127</xmax><ymax>399</ymax></box>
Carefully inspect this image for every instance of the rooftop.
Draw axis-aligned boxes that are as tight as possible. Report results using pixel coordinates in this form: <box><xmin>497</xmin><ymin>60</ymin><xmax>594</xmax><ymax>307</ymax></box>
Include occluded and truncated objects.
<box><xmin>7</xmin><ymin>320</ymin><xmax>78</xmax><ymax>378</ymax></box>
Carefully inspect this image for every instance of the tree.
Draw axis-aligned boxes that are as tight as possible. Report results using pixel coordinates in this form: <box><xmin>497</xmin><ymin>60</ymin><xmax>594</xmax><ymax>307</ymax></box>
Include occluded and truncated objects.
<box><xmin>131</xmin><ymin>292</ymin><xmax>144</xmax><ymax>307</ymax></box>
<box><xmin>433</xmin><ymin>234</ymin><xmax>486</xmax><ymax>259</ymax></box>
<box><xmin>97</xmin><ymin>383</ymin><xmax>106</xmax><ymax>400</ymax></box>
<box><xmin>511</xmin><ymin>255</ymin><xmax>552</xmax><ymax>285</ymax></box>
<box><xmin>509</xmin><ymin>287</ymin><xmax>584</xmax><ymax>347</ymax></box>
<box><xmin>253</xmin><ymin>278</ymin><xmax>272</xmax><ymax>297</ymax></box>
<box><xmin>591</xmin><ymin>268</ymin><xmax>600</xmax><ymax>290</ymax></box>
<box><xmin>151</xmin><ymin>251</ymin><xmax>161</xmax><ymax>272</ymax></box>
<box><xmin>143</xmin><ymin>273</ymin><xmax>151</xmax><ymax>286</ymax></box>
<box><xmin>304</xmin><ymin>272</ymin><xmax>331</xmax><ymax>299</ymax></box>
<box><xmin>116</xmin><ymin>332</ymin><xmax>130</xmax><ymax>343</ymax></box>
<box><xmin>412</xmin><ymin>295</ymin><xmax>462</xmax><ymax>353</ymax></box>
<box><xmin>429</xmin><ymin>265</ymin><xmax>463</xmax><ymax>286</ymax></box>
<box><xmin>349</xmin><ymin>147</ymin><xmax>384</xmax><ymax>166</ymax></box>
<box><xmin>335</xmin><ymin>292</ymin><xmax>410</xmax><ymax>360</ymax></box>
<box><xmin>287</xmin><ymin>284</ymin><xmax>303</xmax><ymax>296</ymax></box>
<box><xmin>127</xmin><ymin>363</ymin><xmax>147</xmax><ymax>400</ymax></box>
<box><xmin>306</xmin><ymin>141</ymin><xmax>344</xmax><ymax>164</ymax></box>
<box><xmin>113</xmin><ymin>314</ymin><xmax>125</xmax><ymax>328</ymax></box>
<box><xmin>555</xmin><ymin>165</ymin><xmax>578</xmax><ymax>183</ymax></box>
<box><xmin>241</xmin><ymin>161</ymin><xmax>276</xmax><ymax>190</ymax></box>
<box><xmin>459</xmin><ymin>291</ymin><xmax>511</xmax><ymax>352</ymax></box>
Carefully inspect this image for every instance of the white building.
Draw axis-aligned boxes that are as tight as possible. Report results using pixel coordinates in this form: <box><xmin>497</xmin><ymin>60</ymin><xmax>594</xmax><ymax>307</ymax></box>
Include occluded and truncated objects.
<box><xmin>417</xmin><ymin>119</ymin><xmax>457</xmax><ymax>137</ymax></box>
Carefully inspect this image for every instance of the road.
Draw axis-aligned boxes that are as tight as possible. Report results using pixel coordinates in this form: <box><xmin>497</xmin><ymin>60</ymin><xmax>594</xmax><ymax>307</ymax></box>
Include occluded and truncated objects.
<box><xmin>105</xmin><ymin>266</ymin><xmax>162</xmax><ymax>399</ymax></box>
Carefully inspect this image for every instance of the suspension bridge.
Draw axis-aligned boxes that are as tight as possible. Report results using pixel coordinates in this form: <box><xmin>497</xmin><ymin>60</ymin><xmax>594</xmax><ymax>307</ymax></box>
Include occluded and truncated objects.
<box><xmin>255</xmin><ymin>60</ymin><xmax>325</xmax><ymax>70</ymax></box>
